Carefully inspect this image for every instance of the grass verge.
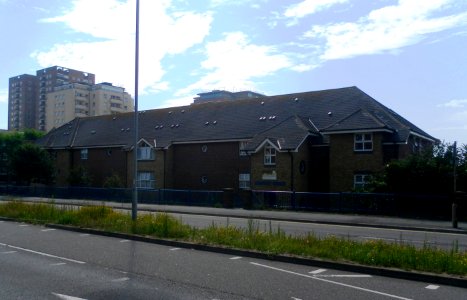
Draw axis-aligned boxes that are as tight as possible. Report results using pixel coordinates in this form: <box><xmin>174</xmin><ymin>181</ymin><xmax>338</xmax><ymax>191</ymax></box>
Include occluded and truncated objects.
<box><xmin>1</xmin><ymin>201</ymin><xmax>466</xmax><ymax>276</ymax></box>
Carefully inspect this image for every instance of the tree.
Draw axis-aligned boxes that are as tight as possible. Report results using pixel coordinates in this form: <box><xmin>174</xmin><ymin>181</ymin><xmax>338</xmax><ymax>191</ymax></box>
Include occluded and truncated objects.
<box><xmin>68</xmin><ymin>166</ymin><xmax>92</xmax><ymax>187</ymax></box>
<box><xmin>9</xmin><ymin>143</ymin><xmax>54</xmax><ymax>185</ymax></box>
<box><xmin>370</xmin><ymin>142</ymin><xmax>466</xmax><ymax>194</ymax></box>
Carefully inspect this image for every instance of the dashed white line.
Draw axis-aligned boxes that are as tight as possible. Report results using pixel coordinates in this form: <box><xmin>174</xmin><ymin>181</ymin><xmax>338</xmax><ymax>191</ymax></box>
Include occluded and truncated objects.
<box><xmin>0</xmin><ymin>242</ymin><xmax>85</xmax><ymax>264</ymax></box>
<box><xmin>291</xmin><ymin>297</ymin><xmax>302</xmax><ymax>300</ymax></box>
<box><xmin>79</xmin><ymin>234</ymin><xmax>90</xmax><ymax>237</ymax></box>
<box><xmin>1</xmin><ymin>251</ymin><xmax>17</xmax><ymax>254</ymax></box>
<box><xmin>112</xmin><ymin>277</ymin><xmax>130</xmax><ymax>282</ymax></box>
<box><xmin>50</xmin><ymin>262</ymin><xmax>67</xmax><ymax>266</ymax></box>
<box><xmin>52</xmin><ymin>292</ymin><xmax>87</xmax><ymax>300</ymax></box>
<box><xmin>19</xmin><ymin>224</ymin><xmax>29</xmax><ymax>227</ymax></box>
<box><xmin>119</xmin><ymin>239</ymin><xmax>130</xmax><ymax>243</ymax></box>
<box><xmin>41</xmin><ymin>229</ymin><xmax>56</xmax><ymax>232</ymax></box>
<box><xmin>425</xmin><ymin>285</ymin><xmax>440</xmax><ymax>290</ymax></box>
<box><xmin>169</xmin><ymin>247</ymin><xmax>181</xmax><ymax>251</ymax></box>
<box><xmin>250</xmin><ymin>262</ymin><xmax>412</xmax><ymax>300</ymax></box>
<box><xmin>230</xmin><ymin>256</ymin><xmax>242</xmax><ymax>260</ymax></box>
<box><xmin>309</xmin><ymin>268</ymin><xmax>327</xmax><ymax>274</ymax></box>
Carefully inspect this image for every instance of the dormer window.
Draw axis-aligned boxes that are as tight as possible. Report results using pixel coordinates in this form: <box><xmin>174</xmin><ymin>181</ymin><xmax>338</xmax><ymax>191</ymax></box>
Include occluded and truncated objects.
<box><xmin>354</xmin><ymin>133</ymin><xmax>373</xmax><ymax>152</ymax></box>
<box><xmin>264</xmin><ymin>144</ymin><xmax>276</xmax><ymax>165</ymax></box>
<box><xmin>137</xmin><ymin>140</ymin><xmax>154</xmax><ymax>160</ymax></box>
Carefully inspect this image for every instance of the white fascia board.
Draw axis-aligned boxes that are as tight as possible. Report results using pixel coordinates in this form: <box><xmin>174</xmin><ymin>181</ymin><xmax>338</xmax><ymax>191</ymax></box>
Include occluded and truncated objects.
<box><xmin>69</xmin><ymin>144</ymin><xmax>127</xmax><ymax>149</ymax></box>
<box><xmin>407</xmin><ymin>131</ymin><xmax>437</xmax><ymax>143</ymax></box>
<box><xmin>171</xmin><ymin>138</ymin><xmax>249</xmax><ymax>145</ymax></box>
<box><xmin>322</xmin><ymin>129</ymin><xmax>393</xmax><ymax>135</ymax></box>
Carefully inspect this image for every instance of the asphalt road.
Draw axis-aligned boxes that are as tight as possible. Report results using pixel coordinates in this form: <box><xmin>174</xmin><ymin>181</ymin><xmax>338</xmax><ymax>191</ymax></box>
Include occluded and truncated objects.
<box><xmin>1</xmin><ymin>220</ymin><xmax>465</xmax><ymax>299</ymax></box>
<box><xmin>167</xmin><ymin>212</ymin><xmax>467</xmax><ymax>251</ymax></box>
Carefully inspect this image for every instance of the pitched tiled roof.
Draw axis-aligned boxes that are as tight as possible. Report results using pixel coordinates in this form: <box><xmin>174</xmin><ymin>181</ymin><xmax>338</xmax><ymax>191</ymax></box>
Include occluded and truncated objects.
<box><xmin>37</xmin><ymin>86</ymin><xmax>436</xmax><ymax>151</ymax></box>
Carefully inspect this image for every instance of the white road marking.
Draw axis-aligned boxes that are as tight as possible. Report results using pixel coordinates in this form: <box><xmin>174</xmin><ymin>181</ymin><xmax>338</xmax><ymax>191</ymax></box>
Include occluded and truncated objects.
<box><xmin>19</xmin><ymin>224</ymin><xmax>29</xmax><ymax>227</ymax></box>
<box><xmin>52</xmin><ymin>292</ymin><xmax>87</xmax><ymax>300</ymax></box>
<box><xmin>79</xmin><ymin>234</ymin><xmax>90</xmax><ymax>237</ymax></box>
<box><xmin>1</xmin><ymin>251</ymin><xmax>17</xmax><ymax>254</ymax></box>
<box><xmin>120</xmin><ymin>239</ymin><xmax>130</xmax><ymax>243</ymax></box>
<box><xmin>291</xmin><ymin>297</ymin><xmax>302</xmax><ymax>300</ymax></box>
<box><xmin>50</xmin><ymin>262</ymin><xmax>67</xmax><ymax>266</ymax></box>
<box><xmin>250</xmin><ymin>262</ymin><xmax>412</xmax><ymax>300</ymax></box>
<box><xmin>425</xmin><ymin>285</ymin><xmax>439</xmax><ymax>290</ymax></box>
<box><xmin>41</xmin><ymin>229</ymin><xmax>56</xmax><ymax>232</ymax></box>
<box><xmin>314</xmin><ymin>274</ymin><xmax>372</xmax><ymax>278</ymax></box>
<box><xmin>230</xmin><ymin>256</ymin><xmax>242</xmax><ymax>260</ymax></box>
<box><xmin>169</xmin><ymin>247</ymin><xmax>181</xmax><ymax>251</ymax></box>
<box><xmin>112</xmin><ymin>277</ymin><xmax>130</xmax><ymax>282</ymax></box>
<box><xmin>309</xmin><ymin>268</ymin><xmax>327</xmax><ymax>274</ymax></box>
<box><xmin>0</xmin><ymin>242</ymin><xmax>85</xmax><ymax>264</ymax></box>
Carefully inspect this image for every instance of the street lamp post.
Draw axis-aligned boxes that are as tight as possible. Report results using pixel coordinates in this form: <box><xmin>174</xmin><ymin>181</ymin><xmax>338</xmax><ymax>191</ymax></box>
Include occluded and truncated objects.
<box><xmin>132</xmin><ymin>0</ymin><xmax>140</xmax><ymax>221</ymax></box>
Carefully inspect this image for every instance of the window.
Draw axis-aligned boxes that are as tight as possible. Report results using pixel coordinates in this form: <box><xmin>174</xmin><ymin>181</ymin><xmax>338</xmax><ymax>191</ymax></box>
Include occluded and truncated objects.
<box><xmin>137</xmin><ymin>141</ymin><xmax>154</xmax><ymax>160</ymax></box>
<box><xmin>354</xmin><ymin>174</ymin><xmax>371</xmax><ymax>190</ymax></box>
<box><xmin>239</xmin><ymin>173</ymin><xmax>250</xmax><ymax>189</ymax></box>
<box><xmin>354</xmin><ymin>133</ymin><xmax>373</xmax><ymax>152</ymax></box>
<box><xmin>80</xmin><ymin>149</ymin><xmax>88</xmax><ymax>160</ymax></box>
<box><xmin>239</xmin><ymin>141</ymin><xmax>248</xmax><ymax>156</ymax></box>
<box><xmin>137</xmin><ymin>171</ymin><xmax>155</xmax><ymax>189</ymax></box>
<box><xmin>264</xmin><ymin>144</ymin><xmax>276</xmax><ymax>165</ymax></box>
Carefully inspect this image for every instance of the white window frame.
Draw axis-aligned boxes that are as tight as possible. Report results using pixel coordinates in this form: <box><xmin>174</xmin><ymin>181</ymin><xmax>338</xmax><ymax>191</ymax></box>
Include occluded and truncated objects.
<box><xmin>137</xmin><ymin>141</ymin><xmax>155</xmax><ymax>160</ymax></box>
<box><xmin>137</xmin><ymin>171</ymin><xmax>155</xmax><ymax>189</ymax></box>
<box><xmin>354</xmin><ymin>174</ymin><xmax>371</xmax><ymax>190</ymax></box>
<box><xmin>239</xmin><ymin>173</ymin><xmax>251</xmax><ymax>189</ymax></box>
<box><xmin>264</xmin><ymin>144</ymin><xmax>276</xmax><ymax>165</ymax></box>
<box><xmin>239</xmin><ymin>141</ymin><xmax>248</xmax><ymax>156</ymax></box>
<box><xmin>80</xmin><ymin>149</ymin><xmax>88</xmax><ymax>160</ymax></box>
<box><xmin>354</xmin><ymin>133</ymin><xmax>373</xmax><ymax>152</ymax></box>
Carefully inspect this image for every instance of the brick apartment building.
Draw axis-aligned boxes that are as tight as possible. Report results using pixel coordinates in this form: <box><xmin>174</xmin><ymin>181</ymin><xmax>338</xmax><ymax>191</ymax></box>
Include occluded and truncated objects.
<box><xmin>37</xmin><ymin>86</ymin><xmax>436</xmax><ymax>192</ymax></box>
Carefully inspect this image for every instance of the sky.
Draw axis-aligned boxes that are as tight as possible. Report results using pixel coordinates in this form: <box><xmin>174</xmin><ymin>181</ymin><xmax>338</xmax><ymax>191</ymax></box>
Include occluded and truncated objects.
<box><xmin>1</xmin><ymin>0</ymin><xmax>466</xmax><ymax>145</ymax></box>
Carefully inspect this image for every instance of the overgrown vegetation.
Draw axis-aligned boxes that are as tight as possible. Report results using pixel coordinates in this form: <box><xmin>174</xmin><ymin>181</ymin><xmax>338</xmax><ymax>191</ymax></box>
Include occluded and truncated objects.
<box><xmin>1</xmin><ymin>201</ymin><xmax>466</xmax><ymax>276</ymax></box>
<box><xmin>0</xmin><ymin>129</ymin><xmax>53</xmax><ymax>185</ymax></box>
<box><xmin>369</xmin><ymin>142</ymin><xmax>467</xmax><ymax>194</ymax></box>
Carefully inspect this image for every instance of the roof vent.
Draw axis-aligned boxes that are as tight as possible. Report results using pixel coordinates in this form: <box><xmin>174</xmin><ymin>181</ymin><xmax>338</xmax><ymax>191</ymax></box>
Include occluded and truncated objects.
<box><xmin>171</xmin><ymin>124</ymin><xmax>175</xmax><ymax>128</ymax></box>
<box><xmin>259</xmin><ymin>116</ymin><xmax>267</xmax><ymax>121</ymax></box>
<box><xmin>91</xmin><ymin>130</ymin><xmax>96</xmax><ymax>134</ymax></box>
<box><xmin>213</xmin><ymin>120</ymin><xmax>217</xmax><ymax>125</ymax></box>
<box><xmin>126</xmin><ymin>128</ymin><xmax>130</xmax><ymax>131</ymax></box>
<box><xmin>181</xmin><ymin>109</ymin><xmax>185</xmax><ymax>113</ymax></box>
<box><xmin>168</xmin><ymin>111</ymin><xmax>172</xmax><ymax>114</ymax></box>
<box><xmin>155</xmin><ymin>125</ymin><xmax>159</xmax><ymax>129</ymax></box>
<box><xmin>261</xmin><ymin>101</ymin><xmax>265</xmax><ymax>105</ymax></box>
<box><xmin>205</xmin><ymin>121</ymin><xmax>209</xmax><ymax>126</ymax></box>
<box><xmin>112</xmin><ymin>117</ymin><xmax>116</xmax><ymax>120</ymax></box>
<box><xmin>294</xmin><ymin>97</ymin><xmax>299</xmax><ymax>102</ymax></box>
<box><xmin>160</xmin><ymin>125</ymin><xmax>164</xmax><ymax>129</ymax></box>
<box><xmin>328</xmin><ymin>112</ymin><xmax>332</xmax><ymax>116</ymax></box>
<box><xmin>121</xmin><ymin>128</ymin><xmax>125</xmax><ymax>132</ymax></box>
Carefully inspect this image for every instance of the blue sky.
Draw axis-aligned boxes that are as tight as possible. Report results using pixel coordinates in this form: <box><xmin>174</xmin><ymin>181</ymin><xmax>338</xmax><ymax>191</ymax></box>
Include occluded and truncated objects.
<box><xmin>1</xmin><ymin>0</ymin><xmax>466</xmax><ymax>144</ymax></box>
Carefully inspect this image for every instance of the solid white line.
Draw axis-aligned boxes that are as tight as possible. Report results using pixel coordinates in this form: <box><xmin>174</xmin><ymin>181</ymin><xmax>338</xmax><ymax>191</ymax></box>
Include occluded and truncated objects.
<box><xmin>250</xmin><ymin>262</ymin><xmax>412</xmax><ymax>300</ymax></box>
<box><xmin>230</xmin><ymin>256</ymin><xmax>242</xmax><ymax>260</ymax></box>
<box><xmin>314</xmin><ymin>274</ymin><xmax>372</xmax><ymax>278</ymax></box>
<box><xmin>425</xmin><ymin>285</ymin><xmax>439</xmax><ymax>290</ymax></box>
<box><xmin>1</xmin><ymin>243</ymin><xmax>85</xmax><ymax>264</ymax></box>
<box><xmin>112</xmin><ymin>277</ymin><xmax>130</xmax><ymax>282</ymax></box>
<box><xmin>309</xmin><ymin>268</ymin><xmax>327</xmax><ymax>274</ymax></box>
<box><xmin>52</xmin><ymin>292</ymin><xmax>87</xmax><ymax>300</ymax></box>
<box><xmin>169</xmin><ymin>248</ymin><xmax>181</xmax><ymax>251</ymax></box>
<box><xmin>41</xmin><ymin>229</ymin><xmax>56</xmax><ymax>232</ymax></box>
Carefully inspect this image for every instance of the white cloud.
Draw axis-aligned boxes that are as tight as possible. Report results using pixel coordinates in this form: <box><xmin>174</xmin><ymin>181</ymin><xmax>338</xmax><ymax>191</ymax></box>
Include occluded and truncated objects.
<box><xmin>438</xmin><ymin>99</ymin><xmax>467</xmax><ymax>108</ymax></box>
<box><xmin>304</xmin><ymin>0</ymin><xmax>467</xmax><ymax>60</ymax></box>
<box><xmin>284</xmin><ymin>0</ymin><xmax>348</xmax><ymax>19</ymax></box>
<box><xmin>0</xmin><ymin>89</ymin><xmax>7</xmax><ymax>103</ymax></box>
<box><xmin>32</xmin><ymin>0</ymin><xmax>212</xmax><ymax>96</ymax></box>
<box><xmin>175</xmin><ymin>32</ymin><xmax>292</xmax><ymax>97</ymax></box>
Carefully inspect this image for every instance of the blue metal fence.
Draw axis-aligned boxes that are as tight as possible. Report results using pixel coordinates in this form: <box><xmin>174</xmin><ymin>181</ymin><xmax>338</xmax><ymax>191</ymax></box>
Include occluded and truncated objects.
<box><xmin>0</xmin><ymin>185</ymin><xmax>463</xmax><ymax>220</ymax></box>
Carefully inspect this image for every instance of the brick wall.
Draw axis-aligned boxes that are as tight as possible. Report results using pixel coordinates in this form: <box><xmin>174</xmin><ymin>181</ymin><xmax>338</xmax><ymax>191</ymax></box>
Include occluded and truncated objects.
<box><xmin>329</xmin><ymin>133</ymin><xmax>385</xmax><ymax>192</ymax></box>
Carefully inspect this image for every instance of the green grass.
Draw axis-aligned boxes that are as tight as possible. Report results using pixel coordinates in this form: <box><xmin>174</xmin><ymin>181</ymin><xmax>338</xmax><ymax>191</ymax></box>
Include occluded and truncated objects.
<box><xmin>1</xmin><ymin>200</ymin><xmax>466</xmax><ymax>276</ymax></box>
